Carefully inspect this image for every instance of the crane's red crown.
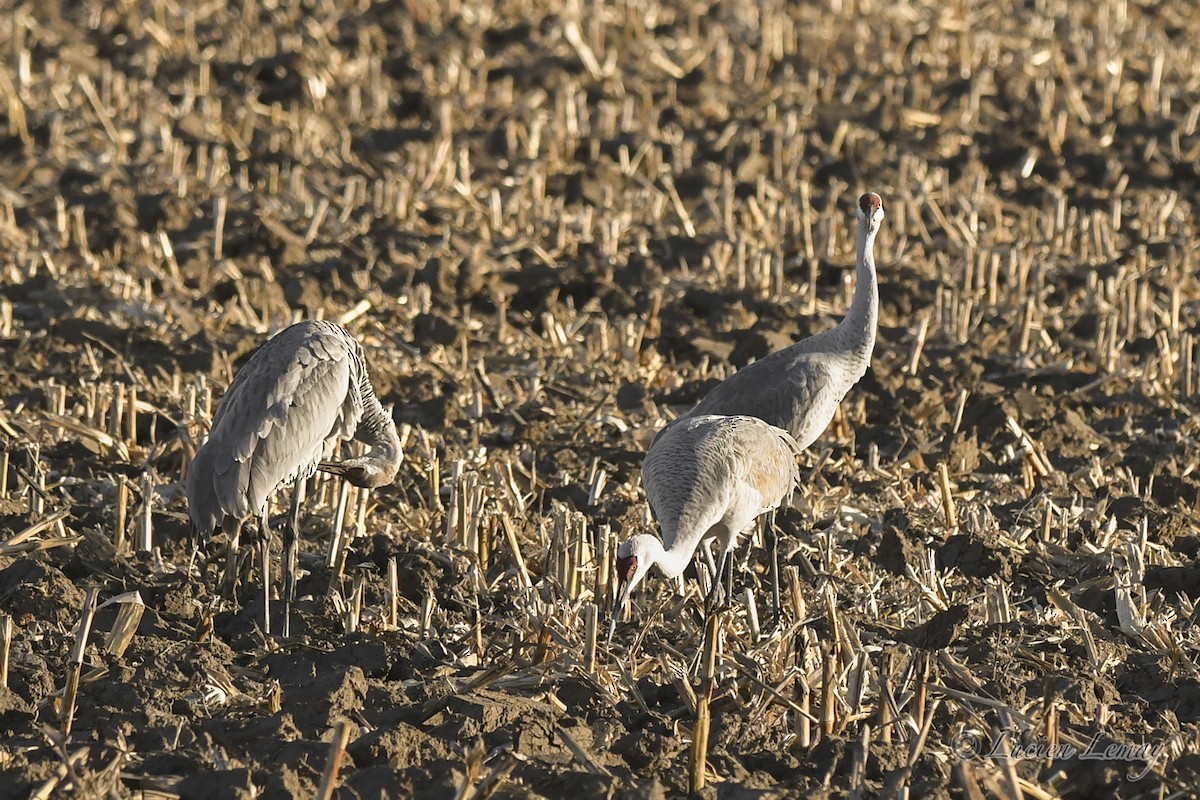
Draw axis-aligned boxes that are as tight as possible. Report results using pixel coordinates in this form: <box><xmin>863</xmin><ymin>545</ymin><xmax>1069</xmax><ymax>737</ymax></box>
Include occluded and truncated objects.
<box><xmin>616</xmin><ymin>554</ymin><xmax>638</xmax><ymax>582</ymax></box>
<box><xmin>859</xmin><ymin>193</ymin><xmax>883</xmax><ymax>214</ymax></box>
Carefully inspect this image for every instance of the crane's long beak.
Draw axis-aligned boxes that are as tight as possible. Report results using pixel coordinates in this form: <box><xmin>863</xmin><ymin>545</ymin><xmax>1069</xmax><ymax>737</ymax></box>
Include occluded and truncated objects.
<box><xmin>607</xmin><ymin>577</ymin><xmax>632</xmax><ymax>647</ymax></box>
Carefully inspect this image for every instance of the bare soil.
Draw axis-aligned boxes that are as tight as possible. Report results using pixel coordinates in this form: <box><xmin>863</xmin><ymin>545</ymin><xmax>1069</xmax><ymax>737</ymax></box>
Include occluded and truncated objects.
<box><xmin>2</xmin><ymin>0</ymin><xmax>1200</xmax><ymax>797</ymax></box>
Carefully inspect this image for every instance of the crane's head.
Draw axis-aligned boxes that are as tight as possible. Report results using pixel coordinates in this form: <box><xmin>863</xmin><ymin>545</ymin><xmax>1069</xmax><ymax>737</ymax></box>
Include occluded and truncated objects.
<box><xmin>857</xmin><ymin>192</ymin><xmax>885</xmax><ymax>234</ymax></box>
<box><xmin>606</xmin><ymin>534</ymin><xmax>660</xmax><ymax>646</ymax></box>
<box><xmin>318</xmin><ymin>457</ymin><xmax>401</xmax><ymax>488</ymax></box>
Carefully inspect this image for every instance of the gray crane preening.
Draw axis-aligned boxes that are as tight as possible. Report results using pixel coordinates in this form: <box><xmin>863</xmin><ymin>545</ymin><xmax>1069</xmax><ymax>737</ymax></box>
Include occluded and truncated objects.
<box><xmin>607</xmin><ymin>414</ymin><xmax>801</xmax><ymax>645</ymax></box>
<box><xmin>663</xmin><ymin>192</ymin><xmax>885</xmax><ymax>622</ymax></box>
<box><xmin>187</xmin><ymin>319</ymin><xmax>403</xmax><ymax>637</ymax></box>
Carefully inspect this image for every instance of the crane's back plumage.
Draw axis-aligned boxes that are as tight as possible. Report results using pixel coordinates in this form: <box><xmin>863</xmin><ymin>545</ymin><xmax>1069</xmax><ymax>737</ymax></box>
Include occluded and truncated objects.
<box><xmin>187</xmin><ymin>320</ymin><xmax>385</xmax><ymax>538</ymax></box>
<box><xmin>642</xmin><ymin>414</ymin><xmax>800</xmax><ymax>572</ymax></box>
<box><xmin>682</xmin><ymin>346</ymin><xmax>852</xmax><ymax>450</ymax></box>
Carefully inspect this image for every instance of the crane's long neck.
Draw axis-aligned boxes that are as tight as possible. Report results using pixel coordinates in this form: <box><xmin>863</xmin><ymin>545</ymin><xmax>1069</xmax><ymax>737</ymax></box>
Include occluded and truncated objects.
<box><xmin>355</xmin><ymin>372</ymin><xmax>403</xmax><ymax>479</ymax></box>
<box><xmin>831</xmin><ymin>222</ymin><xmax>879</xmax><ymax>375</ymax></box>
<box><xmin>648</xmin><ymin>524</ymin><xmax>704</xmax><ymax>580</ymax></box>
<box><xmin>320</xmin><ymin>358</ymin><xmax>403</xmax><ymax>489</ymax></box>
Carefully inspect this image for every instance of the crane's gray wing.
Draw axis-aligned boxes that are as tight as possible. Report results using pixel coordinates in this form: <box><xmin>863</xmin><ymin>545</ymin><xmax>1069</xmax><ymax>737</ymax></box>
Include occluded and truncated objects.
<box><xmin>642</xmin><ymin>418</ymin><xmax>733</xmax><ymax>551</ymax></box>
<box><xmin>189</xmin><ymin>324</ymin><xmax>361</xmax><ymax>534</ymax></box>
<box><xmin>642</xmin><ymin>415</ymin><xmax>799</xmax><ymax>549</ymax></box>
<box><xmin>693</xmin><ymin>416</ymin><xmax>800</xmax><ymax>512</ymax></box>
<box><xmin>187</xmin><ymin>443</ymin><xmax>225</xmax><ymax>536</ymax></box>
<box><xmin>727</xmin><ymin>418</ymin><xmax>801</xmax><ymax>511</ymax></box>
<box><xmin>685</xmin><ymin>353</ymin><xmax>837</xmax><ymax>448</ymax></box>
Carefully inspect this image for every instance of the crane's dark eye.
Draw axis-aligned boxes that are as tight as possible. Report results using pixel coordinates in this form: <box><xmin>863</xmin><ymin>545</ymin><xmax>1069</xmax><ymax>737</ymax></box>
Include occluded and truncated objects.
<box><xmin>616</xmin><ymin>555</ymin><xmax>638</xmax><ymax>581</ymax></box>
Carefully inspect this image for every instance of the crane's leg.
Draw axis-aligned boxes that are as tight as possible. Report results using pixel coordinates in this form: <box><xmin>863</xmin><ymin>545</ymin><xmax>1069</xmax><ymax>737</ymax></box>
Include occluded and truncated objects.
<box><xmin>724</xmin><ymin>545</ymin><xmax>735</xmax><ymax>608</ymax></box>
<box><xmin>220</xmin><ymin>518</ymin><xmax>244</xmax><ymax>601</ymax></box>
<box><xmin>259</xmin><ymin>512</ymin><xmax>271</xmax><ymax>636</ymax></box>
<box><xmin>185</xmin><ymin>539</ymin><xmax>202</xmax><ymax>580</ymax></box>
<box><xmin>186</xmin><ymin>524</ymin><xmax>209</xmax><ymax>579</ymax></box>
<box><xmin>706</xmin><ymin>548</ymin><xmax>731</xmax><ymax>616</ymax></box>
<box><xmin>700</xmin><ymin>540</ymin><xmax>718</xmax><ymax>585</ymax></box>
<box><xmin>282</xmin><ymin>484</ymin><xmax>303</xmax><ymax>638</ymax></box>
<box><xmin>766</xmin><ymin>509</ymin><xmax>782</xmax><ymax>629</ymax></box>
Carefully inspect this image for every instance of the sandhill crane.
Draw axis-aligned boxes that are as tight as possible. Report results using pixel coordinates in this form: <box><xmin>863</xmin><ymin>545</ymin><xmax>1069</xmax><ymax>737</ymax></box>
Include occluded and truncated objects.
<box><xmin>666</xmin><ymin>192</ymin><xmax>885</xmax><ymax>620</ymax></box>
<box><xmin>608</xmin><ymin>414</ymin><xmax>801</xmax><ymax>644</ymax></box>
<box><xmin>187</xmin><ymin>320</ymin><xmax>403</xmax><ymax>637</ymax></box>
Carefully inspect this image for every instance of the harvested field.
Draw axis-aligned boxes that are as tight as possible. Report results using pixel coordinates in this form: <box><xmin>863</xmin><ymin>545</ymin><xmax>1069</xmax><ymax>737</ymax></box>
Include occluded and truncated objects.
<box><xmin>2</xmin><ymin>0</ymin><xmax>1200</xmax><ymax>797</ymax></box>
